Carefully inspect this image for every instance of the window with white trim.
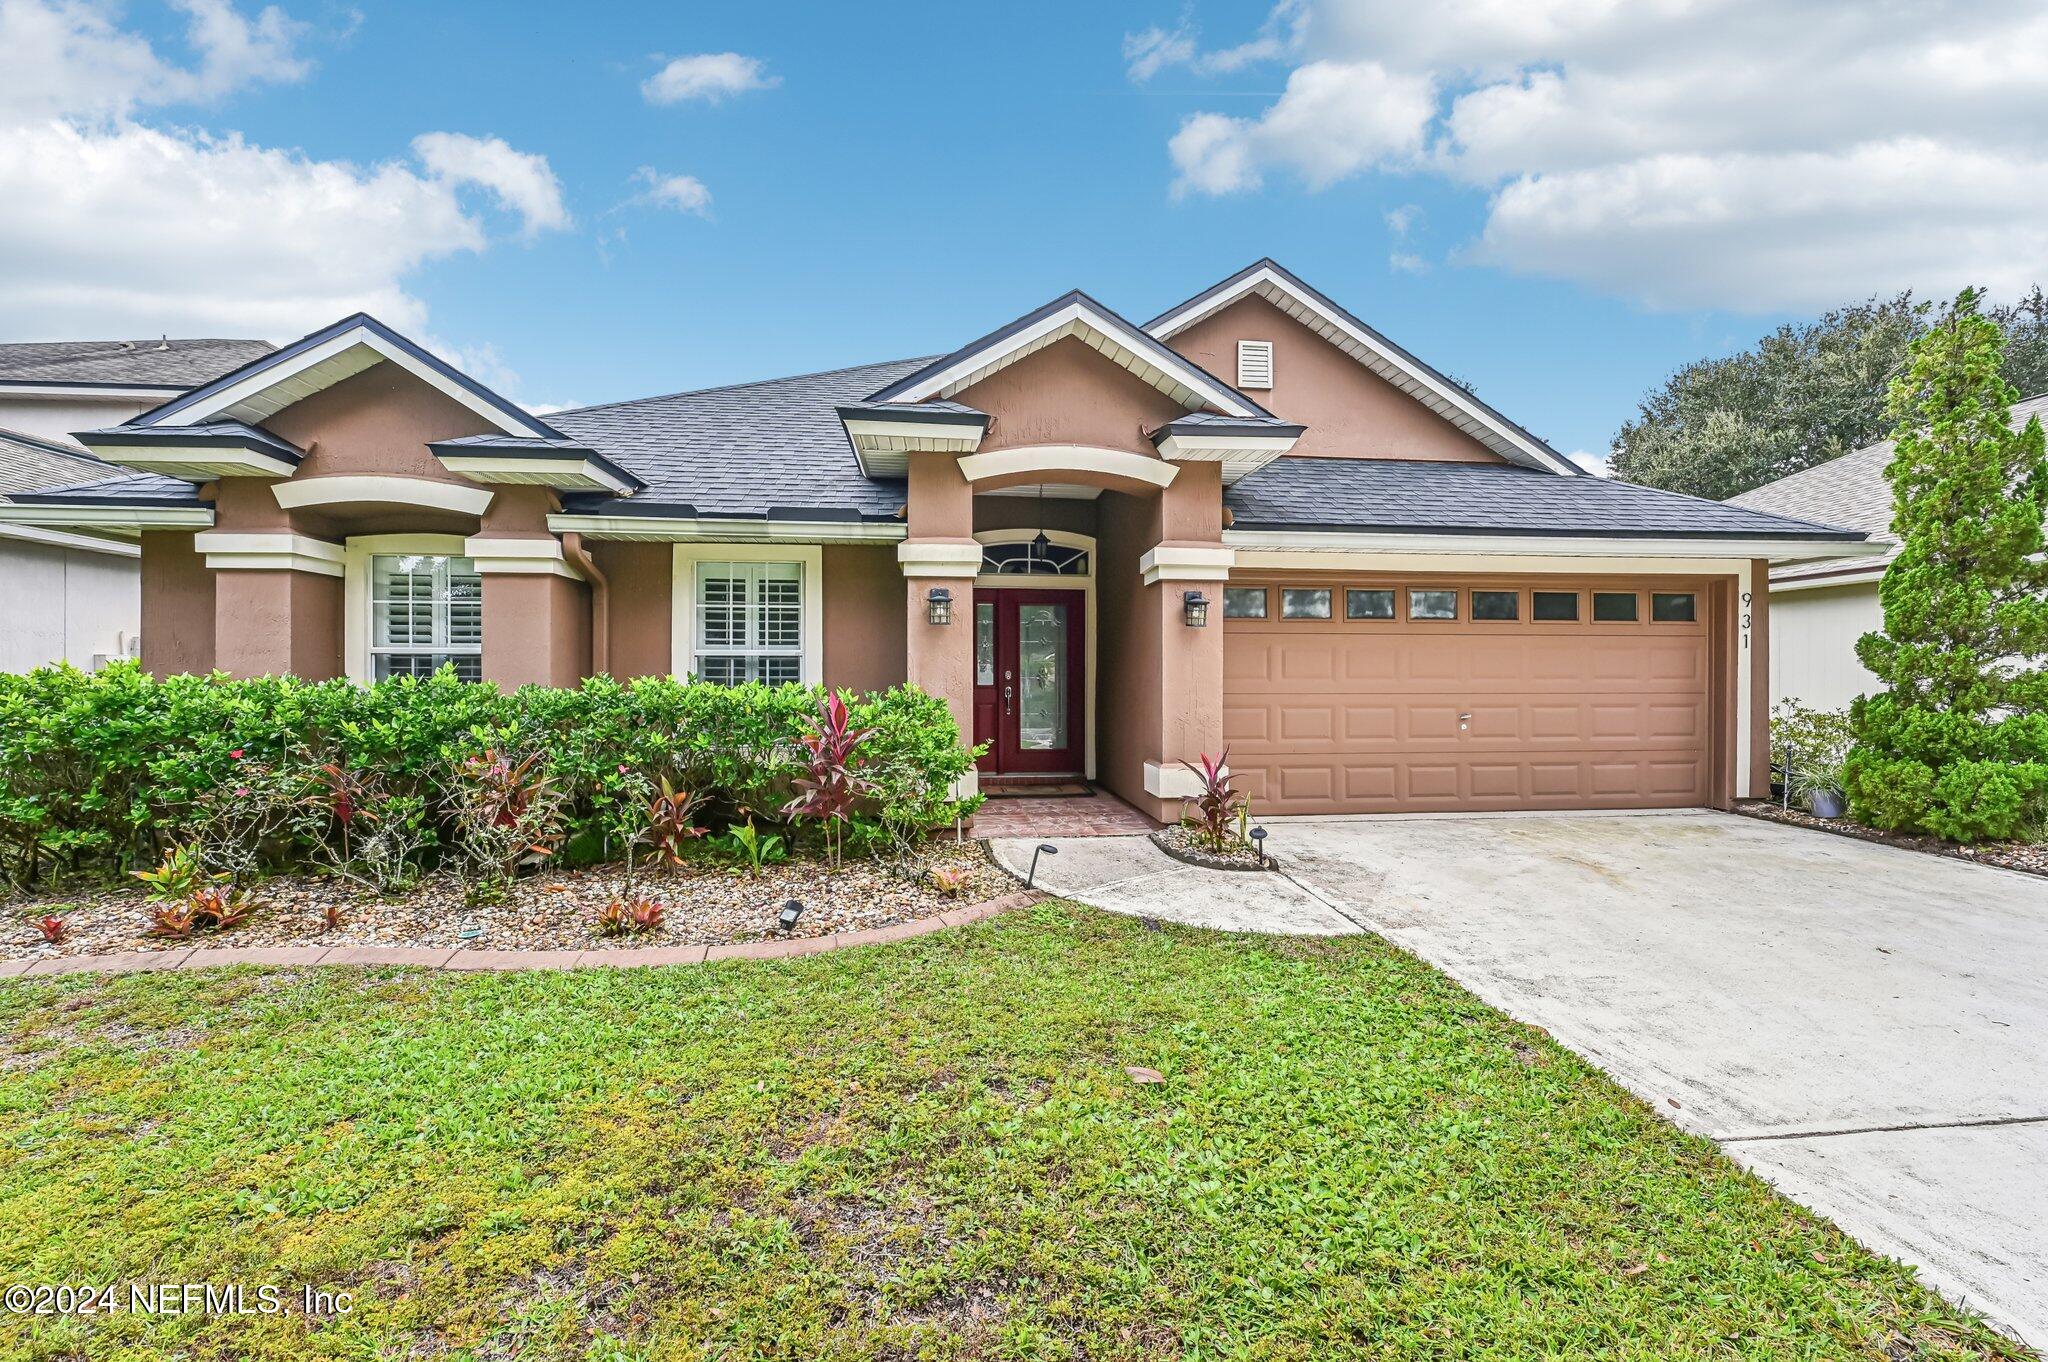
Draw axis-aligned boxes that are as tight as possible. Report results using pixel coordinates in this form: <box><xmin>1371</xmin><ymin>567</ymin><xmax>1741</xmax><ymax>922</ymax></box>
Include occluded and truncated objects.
<box><xmin>370</xmin><ymin>554</ymin><xmax>482</xmax><ymax>681</ymax></box>
<box><xmin>695</xmin><ymin>560</ymin><xmax>803</xmax><ymax>685</ymax></box>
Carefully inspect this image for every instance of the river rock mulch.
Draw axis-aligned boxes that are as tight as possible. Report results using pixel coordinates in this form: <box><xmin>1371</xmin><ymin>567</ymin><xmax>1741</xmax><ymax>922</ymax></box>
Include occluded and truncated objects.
<box><xmin>1150</xmin><ymin>825</ymin><xmax>1271</xmax><ymax>871</ymax></box>
<box><xmin>3</xmin><ymin>839</ymin><xmax>1012</xmax><ymax>961</ymax></box>
<box><xmin>1737</xmin><ymin>799</ymin><xmax>2048</xmax><ymax>878</ymax></box>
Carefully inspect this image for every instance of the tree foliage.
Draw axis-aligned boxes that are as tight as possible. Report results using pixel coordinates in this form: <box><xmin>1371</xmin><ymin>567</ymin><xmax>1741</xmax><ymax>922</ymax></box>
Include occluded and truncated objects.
<box><xmin>1611</xmin><ymin>287</ymin><xmax>2048</xmax><ymax>500</ymax></box>
<box><xmin>1844</xmin><ymin>290</ymin><xmax>2048</xmax><ymax>842</ymax></box>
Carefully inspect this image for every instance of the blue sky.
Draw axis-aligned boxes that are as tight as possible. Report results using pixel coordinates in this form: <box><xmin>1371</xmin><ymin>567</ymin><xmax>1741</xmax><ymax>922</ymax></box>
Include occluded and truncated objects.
<box><xmin>5</xmin><ymin>1</ymin><xmax>2041</xmax><ymax>463</ymax></box>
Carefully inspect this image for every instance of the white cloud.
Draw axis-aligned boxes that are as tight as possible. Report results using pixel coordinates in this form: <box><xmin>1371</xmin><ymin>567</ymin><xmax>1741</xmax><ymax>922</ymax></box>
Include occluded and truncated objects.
<box><xmin>1123</xmin><ymin>24</ymin><xmax>1195</xmax><ymax>82</ymax></box>
<box><xmin>630</xmin><ymin>166</ymin><xmax>712</xmax><ymax>217</ymax></box>
<box><xmin>1151</xmin><ymin>0</ymin><xmax>2048</xmax><ymax>311</ymax></box>
<box><xmin>641</xmin><ymin>51</ymin><xmax>776</xmax><ymax>104</ymax></box>
<box><xmin>1567</xmin><ymin>448</ymin><xmax>1611</xmax><ymax>476</ymax></box>
<box><xmin>0</xmin><ymin>1</ymin><xmax>570</xmax><ymax>342</ymax></box>
<box><xmin>1388</xmin><ymin>250</ymin><xmax>1428</xmax><ymax>275</ymax></box>
<box><xmin>412</xmin><ymin>131</ymin><xmax>570</xmax><ymax>237</ymax></box>
<box><xmin>1383</xmin><ymin>203</ymin><xmax>1420</xmax><ymax>235</ymax></box>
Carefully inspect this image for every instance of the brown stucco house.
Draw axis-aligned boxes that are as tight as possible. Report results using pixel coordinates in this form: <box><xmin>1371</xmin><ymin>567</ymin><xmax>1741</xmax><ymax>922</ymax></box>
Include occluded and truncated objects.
<box><xmin>0</xmin><ymin>261</ymin><xmax>1876</xmax><ymax>820</ymax></box>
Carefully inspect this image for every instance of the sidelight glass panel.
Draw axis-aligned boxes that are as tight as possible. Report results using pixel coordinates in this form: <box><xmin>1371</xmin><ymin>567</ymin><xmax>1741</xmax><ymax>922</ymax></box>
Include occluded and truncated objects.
<box><xmin>975</xmin><ymin>603</ymin><xmax>996</xmax><ymax>685</ymax></box>
<box><xmin>1016</xmin><ymin>604</ymin><xmax>1068</xmax><ymax>750</ymax></box>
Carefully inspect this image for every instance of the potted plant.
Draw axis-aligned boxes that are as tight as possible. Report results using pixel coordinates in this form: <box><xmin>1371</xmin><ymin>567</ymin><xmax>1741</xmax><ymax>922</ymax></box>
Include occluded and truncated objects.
<box><xmin>1789</xmin><ymin>762</ymin><xmax>1848</xmax><ymax>819</ymax></box>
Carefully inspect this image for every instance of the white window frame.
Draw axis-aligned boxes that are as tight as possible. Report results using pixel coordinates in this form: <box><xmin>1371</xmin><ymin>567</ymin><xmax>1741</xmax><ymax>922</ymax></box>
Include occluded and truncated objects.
<box><xmin>670</xmin><ymin>543</ymin><xmax>823</xmax><ymax>685</ymax></box>
<box><xmin>343</xmin><ymin>533</ymin><xmax>475</xmax><ymax>684</ymax></box>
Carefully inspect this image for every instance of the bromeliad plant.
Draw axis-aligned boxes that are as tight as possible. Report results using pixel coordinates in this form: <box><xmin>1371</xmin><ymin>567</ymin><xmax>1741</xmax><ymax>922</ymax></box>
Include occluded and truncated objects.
<box><xmin>594</xmin><ymin>896</ymin><xmax>666</xmax><ymax>937</ymax></box>
<box><xmin>782</xmin><ymin>693</ymin><xmax>877</xmax><ymax>868</ymax></box>
<box><xmin>132</xmin><ymin>843</ymin><xmax>224</xmax><ymax>902</ymax></box>
<box><xmin>149</xmin><ymin>884</ymin><xmax>257</xmax><ymax>937</ymax></box>
<box><xmin>1180</xmin><ymin>749</ymin><xmax>1249</xmax><ymax>853</ymax></box>
<box><xmin>448</xmin><ymin>749</ymin><xmax>566</xmax><ymax>904</ymax></box>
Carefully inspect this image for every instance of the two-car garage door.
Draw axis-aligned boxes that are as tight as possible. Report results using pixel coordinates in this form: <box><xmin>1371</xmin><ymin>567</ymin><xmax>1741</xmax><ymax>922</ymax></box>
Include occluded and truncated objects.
<box><xmin>1223</xmin><ymin>576</ymin><xmax>1721</xmax><ymax>816</ymax></box>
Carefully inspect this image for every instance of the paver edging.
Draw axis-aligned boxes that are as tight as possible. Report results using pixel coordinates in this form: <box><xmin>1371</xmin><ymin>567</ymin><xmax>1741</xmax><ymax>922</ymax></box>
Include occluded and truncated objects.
<box><xmin>0</xmin><ymin>890</ymin><xmax>1045</xmax><ymax>980</ymax></box>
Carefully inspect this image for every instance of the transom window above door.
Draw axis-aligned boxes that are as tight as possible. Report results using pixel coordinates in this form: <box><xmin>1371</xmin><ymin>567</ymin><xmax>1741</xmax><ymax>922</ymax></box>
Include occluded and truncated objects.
<box><xmin>695</xmin><ymin>560</ymin><xmax>803</xmax><ymax>685</ymax></box>
<box><xmin>370</xmin><ymin>554</ymin><xmax>481</xmax><ymax>681</ymax></box>
<box><xmin>979</xmin><ymin>541</ymin><xmax>1089</xmax><ymax>576</ymax></box>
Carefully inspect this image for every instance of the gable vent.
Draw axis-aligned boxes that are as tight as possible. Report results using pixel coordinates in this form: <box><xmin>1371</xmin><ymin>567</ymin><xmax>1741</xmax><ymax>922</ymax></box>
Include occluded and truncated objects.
<box><xmin>1237</xmin><ymin>339</ymin><xmax>1274</xmax><ymax>390</ymax></box>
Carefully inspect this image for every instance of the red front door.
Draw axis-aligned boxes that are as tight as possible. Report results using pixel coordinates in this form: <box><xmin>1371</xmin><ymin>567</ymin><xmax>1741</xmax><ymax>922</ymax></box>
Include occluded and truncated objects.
<box><xmin>973</xmin><ymin>588</ymin><xmax>1085</xmax><ymax>775</ymax></box>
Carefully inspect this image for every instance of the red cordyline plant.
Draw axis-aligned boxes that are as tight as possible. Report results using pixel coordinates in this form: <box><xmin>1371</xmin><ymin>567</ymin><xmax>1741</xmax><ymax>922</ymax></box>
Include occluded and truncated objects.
<box><xmin>34</xmin><ymin>914</ymin><xmax>66</xmax><ymax>944</ymax></box>
<box><xmin>781</xmin><ymin>693</ymin><xmax>877</xmax><ymax>867</ymax></box>
<box><xmin>645</xmin><ymin>777</ymin><xmax>709</xmax><ymax>867</ymax></box>
<box><xmin>1180</xmin><ymin>749</ymin><xmax>1247</xmax><ymax>852</ymax></box>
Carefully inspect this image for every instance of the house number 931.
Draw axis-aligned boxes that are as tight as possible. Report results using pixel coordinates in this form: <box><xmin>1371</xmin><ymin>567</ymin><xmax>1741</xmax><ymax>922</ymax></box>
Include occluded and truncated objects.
<box><xmin>1740</xmin><ymin>591</ymin><xmax>1752</xmax><ymax>649</ymax></box>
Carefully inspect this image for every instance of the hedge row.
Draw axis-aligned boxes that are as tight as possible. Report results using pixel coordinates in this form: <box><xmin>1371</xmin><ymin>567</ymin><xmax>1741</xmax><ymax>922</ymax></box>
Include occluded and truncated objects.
<box><xmin>0</xmin><ymin>663</ymin><xmax>978</xmax><ymax>888</ymax></box>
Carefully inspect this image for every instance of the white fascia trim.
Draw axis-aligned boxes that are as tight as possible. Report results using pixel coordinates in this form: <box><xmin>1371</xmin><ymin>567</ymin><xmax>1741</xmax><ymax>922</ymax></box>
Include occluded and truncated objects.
<box><xmin>160</xmin><ymin>328</ymin><xmax>542</xmax><ymax>438</ymax></box>
<box><xmin>274</xmin><ymin>475</ymin><xmax>494</xmax><ymax>516</ymax></box>
<box><xmin>1769</xmin><ymin>568</ymin><xmax>1886</xmax><ymax>593</ymax></box>
<box><xmin>84</xmin><ymin>445</ymin><xmax>297</xmax><ymax>480</ymax></box>
<box><xmin>0</xmin><ymin>383</ymin><xmax>184</xmax><ymax>401</ymax></box>
<box><xmin>547</xmin><ymin>513</ymin><xmax>905</xmax><ymax>544</ymax></box>
<box><xmin>1139</xmin><ymin>545</ymin><xmax>1236</xmax><ymax>585</ymax></box>
<box><xmin>670</xmin><ymin>542</ymin><xmax>824</xmax><ymax>686</ymax></box>
<box><xmin>0</xmin><ymin>522</ymin><xmax>141</xmax><ymax>556</ymax></box>
<box><xmin>1153</xmin><ymin>433</ymin><xmax>1298</xmax><ymax>461</ymax></box>
<box><xmin>898</xmin><ymin>541</ymin><xmax>984</xmax><ymax>577</ymax></box>
<box><xmin>1148</xmin><ymin>266</ymin><xmax>1578</xmax><ymax>476</ymax></box>
<box><xmin>1223</xmin><ymin>530</ymin><xmax>1885</xmax><ymax>562</ymax></box>
<box><xmin>464</xmin><ymin>536</ymin><xmax>584</xmax><ymax>580</ymax></box>
<box><xmin>893</xmin><ymin>299</ymin><xmax>1263</xmax><ymax>418</ymax></box>
<box><xmin>193</xmin><ymin>531</ymin><xmax>346</xmax><ymax>577</ymax></box>
<box><xmin>438</xmin><ymin>454</ymin><xmax>635</xmax><ymax>496</ymax></box>
<box><xmin>959</xmin><ymin>445</ymin><xmax>1178</xmax><ymax>490</ymax></box>
<box><xmin>843</xmin><ymin>417</ymin><xmax>984</xmax><ymax>449</ymax></box>
<box><xmin>1144</xmin><ymin>760</ymin><xmax>1223</xmax><ymax>801</ymax></box>
<box><xmin>0</xmin><ymin>503</ymin><xmax>211</xmax><ymax>531</ymax></box>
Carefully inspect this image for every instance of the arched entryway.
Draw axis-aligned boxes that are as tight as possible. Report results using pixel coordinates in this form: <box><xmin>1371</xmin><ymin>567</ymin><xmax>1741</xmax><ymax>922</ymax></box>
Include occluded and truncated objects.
<box><xmin>971</xmin><ymin>526</ymin><xmax>1096</xmax><ymax>780</ymax></box>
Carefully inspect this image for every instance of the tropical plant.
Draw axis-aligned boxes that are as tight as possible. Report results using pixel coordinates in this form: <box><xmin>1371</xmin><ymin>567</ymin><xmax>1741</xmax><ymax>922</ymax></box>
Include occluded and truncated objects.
<box><xmin>594</xmin><ymin>897</ymin><xmax>666</xmax><ymax>937</ymax></box>
<box><xmin>447</xmin><ymin>750</ymin><xmax>566</xmax><ymax>904</ymax></box>
<box><xmin>1846</xmin><ymin>289</ymin><xmax>2048</xmax><ymax>842</ymax></box>
<box><xmin>132</xmin><ymin>843</ymin><xmax>222</xmax><ymax>902</ymax></box>
<box><xmin>781</xmin><ymin>693</ymin><xmax>877</xmax><ymax>867</ymax></box>
<box><xmin>712</xmin><ymin>818</ymin><xmax>786</xmax><ymax>876</ymax></box>
<box><xmin>645</xmin><ymin>777</ymin><xmax>709</xmax><ymax>867</ymax></box>
<box><xmin>33</xmin><ymin>912</ymin><xmax>65</xmax><ymax>943</ymax></box>
<box><xmin>185</xmin><ymin>884</ymin><xmax>257</xmax><ymax>931</ymax></box>
<box><xmin>1179</xmin><ymin>749</ymin><xmax>1248</xmax><ymax>852</ymax></box>
<box><xmin>928</xmin><ymin>866</ymin><xmax>970</xmax><ymax>898</ymax></box>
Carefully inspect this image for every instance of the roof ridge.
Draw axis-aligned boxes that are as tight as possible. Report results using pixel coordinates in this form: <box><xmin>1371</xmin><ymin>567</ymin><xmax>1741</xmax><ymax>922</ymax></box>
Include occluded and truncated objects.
<box><xmin>554</xmin><ymin>356</ymin><xmax>938</xmax><ymax>417</ymax></box>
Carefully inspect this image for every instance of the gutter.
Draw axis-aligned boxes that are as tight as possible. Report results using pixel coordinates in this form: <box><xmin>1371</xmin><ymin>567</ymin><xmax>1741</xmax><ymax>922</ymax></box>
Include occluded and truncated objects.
<box><xmin>559</xmin><ymin>532</ymin><xmax>609</xmax><ymax>676</ymax></box>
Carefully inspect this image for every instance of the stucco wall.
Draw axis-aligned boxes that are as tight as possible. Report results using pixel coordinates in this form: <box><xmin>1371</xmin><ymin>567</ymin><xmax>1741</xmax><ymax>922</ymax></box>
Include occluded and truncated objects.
<box><xmin>823</xmin><ymin>546</ymin><xmax>907</xmax><ymax>694</ymax></box>
<box><xmin>140</xmin><ymin>531</ymin><xmax>215</xmax><ymax>676</ymax></box>
<box><xmin>1167</xmin><ymin>294</ymin><xmax>1507</xmax><ymax>464</ymax></box>
<box><xmin>0</xmin><ymin>534</ymin><xmax>139</xmax><ymax>672</ymax></box>
<box><xmin>955</xmin><ymin>337</ymin><xmax>1188</xmax><ymax>457</ymax></box>
<box><xmin>1094</xmin><ymin>490</ymin><xmax>1162</xmax><ymax>814</ymax></box>
<box><xmin>593</xmin><ymin>542</ymin><xmax>672</xmax><ymax>680</ymax></box>
<box><xmin>1769</xmin><ymin>580</ymin><xmax>1881</xmax><ymax>713</ymax></box>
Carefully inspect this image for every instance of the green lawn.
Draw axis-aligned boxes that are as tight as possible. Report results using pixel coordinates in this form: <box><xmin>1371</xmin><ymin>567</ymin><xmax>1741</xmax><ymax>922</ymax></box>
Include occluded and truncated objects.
<box><xmin>0</xmin><ymin>904</ymin><xmax>2022</xmax><ymax>1361</ymax></box>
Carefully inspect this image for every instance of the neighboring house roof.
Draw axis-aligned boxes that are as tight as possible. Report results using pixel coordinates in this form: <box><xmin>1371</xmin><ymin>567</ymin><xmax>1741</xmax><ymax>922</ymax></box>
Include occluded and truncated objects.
<box><xmin>6</xmin><ymin>470</ymin><xmax>204</xmax><ymax>505</ymax></box>
<box><xmin>551</xmin><ymin>358</ymin><xmax>932</xmax><ymax>520</ymax></box>
<box><xmin>1727</xmin><ymin>392</ymin><xmax>2048</xmax><ymax>582</ymax></box>
<box><xmin>1146</xmin><ymin>259</ymin><xmax>1580</xmax><ymax>476</ymax></box>
<box><xmin>1227</xmin><ymin>458</ymin><xmax>1866</xmax><ymax>541</ymax></box>
<box><xmin>0</xmin><ymin>426</ymin><xmax>113</xmax><ymax>495</ymax></box>
<box><xmin>0</xmin><ymin>338</ymin><xmax>273</xmax><ymax>389</ymax></box>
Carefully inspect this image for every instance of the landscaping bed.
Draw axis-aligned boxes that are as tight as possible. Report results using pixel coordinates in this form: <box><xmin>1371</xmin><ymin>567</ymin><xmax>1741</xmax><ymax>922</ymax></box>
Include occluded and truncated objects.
<box><xmin>4</xmin><ymin>839</ymin><xmax>1008</xmax><ymax>961</ymax></box>
<box><xmin>1738</xmin><ymin>799</ymin><xmax>2048</xmax><ymax>877</ymax></box>
<box><xmin>1150</xmin><ymin>824</ymin><xmax>1270</xmax><ymax>871</ymax></box>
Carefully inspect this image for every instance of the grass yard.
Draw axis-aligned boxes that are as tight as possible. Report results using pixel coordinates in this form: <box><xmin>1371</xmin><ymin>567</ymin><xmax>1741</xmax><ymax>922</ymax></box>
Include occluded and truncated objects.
<box><xmin>0</xmin><ymin>903</ymin><xmax>2023</xmax><ymax>1361</ymax></box>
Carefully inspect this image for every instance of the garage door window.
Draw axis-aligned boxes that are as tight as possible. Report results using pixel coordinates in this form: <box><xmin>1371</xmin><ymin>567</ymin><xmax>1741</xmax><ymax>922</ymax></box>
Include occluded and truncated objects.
<box><xmin>1533</xmin><ymin>590</ymin><xmax>1579</xmax><ymax>621</ymax></box>
<box><xmin>1473</xmin><ymin>590</ymin><xmax>1519</xmax><ymax>621</ymax></box>
<box><xmin>1346</xmin><ymin>588</ymin><xmax>1395</xmax><ymax>620</ymax></box>
<box><xmin>1224</xmin><ymin>587</ymin><xmax>1268</xmax><ymax>619</ymax></box>
<box><xmin>1593</xmin><ymin>591</ymin><xmax>1639</xmax><ymax>622</ymax></box>
<box><xmin>1652</xmin><ymin>592</ymin><xmax>1697</xmax><ymax>622</ymax></box>
<box><xmin>1281</xmin><ymin>588</ymin><xmax>1332</xmax><ymax>620</ymax></box>
<box><xmin>1409</xmin><ymin>589</ymin><xmax>1458</xmax><ymax>621</ymax></box>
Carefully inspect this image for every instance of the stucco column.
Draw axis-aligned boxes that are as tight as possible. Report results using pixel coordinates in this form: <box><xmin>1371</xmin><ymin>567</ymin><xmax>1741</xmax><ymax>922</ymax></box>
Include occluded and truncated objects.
<box><xmin>193</xmin><ymin>532</ymin><xmax>345</xmax><ymax>679</ymax></box>
<box><xmin>1133</xmin><ymin>545</ymin><xmax>1234</xmax><ymax>820</ymax></box>
<box><xmin>469</xmin><ymin>538</ymin><xmax>589</xmax><ymax>689</ymax></box>
<box><xmin>901</xmin><ymin>451</ymin><xmax>981</xmax><ymax>792</ymax></box>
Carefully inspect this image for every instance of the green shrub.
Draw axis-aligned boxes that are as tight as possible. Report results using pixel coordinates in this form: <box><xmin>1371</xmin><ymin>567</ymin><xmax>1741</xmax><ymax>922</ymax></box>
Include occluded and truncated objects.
<box><xmin>1770</xmin><ymin>701</ymin><xmax>1853</xmax><ymax>801</ymax></box>
<box><xmin>0</xmin><ymin>662</ymin><xmax>978</xmax><ymax>888</ymax></box>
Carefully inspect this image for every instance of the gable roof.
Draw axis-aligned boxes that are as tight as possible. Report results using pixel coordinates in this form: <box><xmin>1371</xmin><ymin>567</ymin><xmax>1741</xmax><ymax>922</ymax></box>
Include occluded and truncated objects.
<box><xmin>1727</xmin><ymin>392</ymin><xmax>2048</xmax><ymax>581</ymax></box>
<box><xmin>0</xmin><ymin>338</ymin><xmax>273</xmax><ymax>390</ymax></box>
<box><xmin>867</xmin><ymin>290</ymin><xmax>1273</xmax><ymax>420</ymax></box>
<box><xmin>1147</xmin><ymin>259</ymin><xmax>1580</xmax><ymax>476</ymax></box>
<box><xmin>129</xmin><ymin>313</ymin><xmax>561</xmax><ymax>440</ymax></box>
<box><xmin>0</xmin><ymin>426</ymin><xmax>113</xmax><ymax>495</ymax></box>
<box><xmin>1227</xmin><ymin>457</ymin><xmax>1867</xmax><ymax>543</ymax></box>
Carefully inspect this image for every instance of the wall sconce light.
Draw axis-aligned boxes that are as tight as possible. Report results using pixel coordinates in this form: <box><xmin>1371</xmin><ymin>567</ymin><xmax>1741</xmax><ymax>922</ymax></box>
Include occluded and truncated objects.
<box><xmin>1183</xmin><ymin>590</ymin><xmax>1210</xmax><ymax>628</ymax></box>
<box><xmin>926</xmin><ymin>586</ymin><xmax>953</xmax><ymax>626</ymax></box>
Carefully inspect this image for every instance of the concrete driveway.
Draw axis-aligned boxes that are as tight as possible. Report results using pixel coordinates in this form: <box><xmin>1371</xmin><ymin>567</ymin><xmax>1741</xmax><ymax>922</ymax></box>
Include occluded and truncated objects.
<box><xmin>1268</xmin><ymin>810</ymin><xmax>2048</xmax><ymax>1348</ymax></box>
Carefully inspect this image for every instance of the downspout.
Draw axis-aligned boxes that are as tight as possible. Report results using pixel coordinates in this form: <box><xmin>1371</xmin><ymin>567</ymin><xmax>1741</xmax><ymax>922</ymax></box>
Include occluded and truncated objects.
<box><xmin>560</xmin><ymin>532</ymin><xmax>609</xmax><ymax>677</ymax></box>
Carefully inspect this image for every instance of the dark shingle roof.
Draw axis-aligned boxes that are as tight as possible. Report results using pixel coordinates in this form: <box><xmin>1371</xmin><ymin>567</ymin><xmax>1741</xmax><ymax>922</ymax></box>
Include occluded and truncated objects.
<box><xmin>0</xmin><ymin>427</ymin><xmax>111</xmax><ymax>496</ymax></box>
<box><xmin>75</xmin><ymin>420</ymin><xmax>306</xmax><ymax>463</ymax></box>
<box><xmin>6</xmin><ymin>471</ymin><xmax>203</xmax><ymax>505</ymax></box>
<box><xmin>1226</xmin><ymin>458</ymin><xmax>1867</xmax><ymax>540</ymax></box>
<box><xmin>0</xmin><ymin>338</ymin><xmax>274</xmax><ymax>388</ymax></box>
<box><xmin>549</xmin><ymin>357</ymin><xmax>934</xmax><ymax>518</ymax></box>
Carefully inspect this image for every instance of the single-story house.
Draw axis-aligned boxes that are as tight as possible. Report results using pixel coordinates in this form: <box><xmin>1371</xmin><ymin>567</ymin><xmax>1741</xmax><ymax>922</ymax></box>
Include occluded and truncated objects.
<box><xmin>0</xmin><ymin>261</ymin><xmax>1876</xmax><ymax>820</ymax></box>
<box><xmin>0</xmin><ymin>337</ymin><xmax>274</xmax><ymax>672</ymax></box>
<box><xmin>1729</xmin><ymin>392</ymin><xmax>2048</xmax><ymax>713</ymax></box>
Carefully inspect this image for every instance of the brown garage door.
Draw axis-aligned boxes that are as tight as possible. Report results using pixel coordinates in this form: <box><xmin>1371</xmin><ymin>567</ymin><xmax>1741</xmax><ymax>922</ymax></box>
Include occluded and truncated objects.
<box><xmin>1222</xmin><ymin>577</ymin><xmax>1717</xmax><ymax>815</ymax></box>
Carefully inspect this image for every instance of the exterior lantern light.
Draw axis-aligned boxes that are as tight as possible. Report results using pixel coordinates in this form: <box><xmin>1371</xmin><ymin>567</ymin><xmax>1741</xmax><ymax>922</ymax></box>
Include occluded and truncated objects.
<box><xmin>926</xmin><ymin>586</ymin><xmax>953</xmax><ymax>626</ymax></box>
<box><xmin>778</xmin><ymin>899</ymin><xmax>805</xmax><ymax>933</ymax></box>
<box><xmin>1250</xmin><ymin>826</ymin><xmax>1268</xmax><ymax>866</ymax></box>
<box><xmin>1027</xmin><ymin>842</ymin><xmax>1059</xmax><ymax>889</ymax></box>
<box><xmin>1183</xmin><ymin>590</ymin><xmax>1210</xmax><ymax>628</ymax></box>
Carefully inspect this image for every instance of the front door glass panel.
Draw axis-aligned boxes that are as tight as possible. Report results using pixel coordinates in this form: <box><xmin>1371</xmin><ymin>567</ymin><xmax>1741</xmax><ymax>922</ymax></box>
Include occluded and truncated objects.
<box><xmin>975</xmin><ymin>603</ymin><xmax>996</xmax><ymax>685</ymax></box>
<box><xmin>1016</xmin><ymin>604</ymin><xmax>1068</xmax><ymax>750</ymax></box>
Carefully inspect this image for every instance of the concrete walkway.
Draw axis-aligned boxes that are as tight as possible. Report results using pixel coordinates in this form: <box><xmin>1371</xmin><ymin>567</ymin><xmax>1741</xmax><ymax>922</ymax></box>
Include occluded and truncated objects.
<box><xmin>986</xmin><ymin>835</ymin><xmax>1362</xmax><ymax>935</ymax></box>
<box><xmin>1268</xmin><ymin>809</ymin><xmax>2048</xmax><ymax>1349</ymax></box>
